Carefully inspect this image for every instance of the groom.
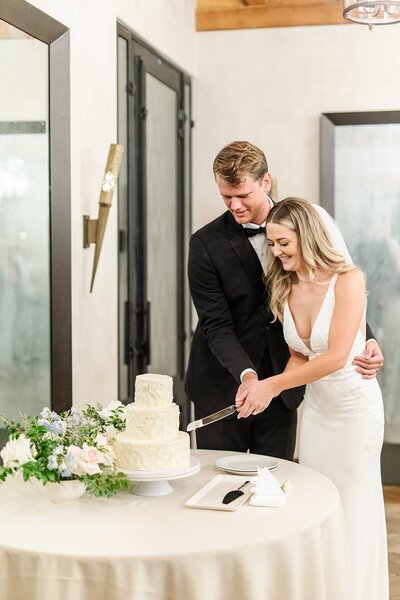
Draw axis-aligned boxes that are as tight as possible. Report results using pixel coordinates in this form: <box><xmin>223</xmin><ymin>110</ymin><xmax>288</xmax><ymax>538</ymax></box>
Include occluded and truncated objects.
<box><xmin>185</xmin><ymin>140</ymin><xmax>383</xmax><ymax>459</ymax></box>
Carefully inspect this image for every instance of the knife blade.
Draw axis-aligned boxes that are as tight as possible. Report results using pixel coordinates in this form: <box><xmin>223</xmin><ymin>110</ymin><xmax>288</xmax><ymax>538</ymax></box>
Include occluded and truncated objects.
<box><xmin>186</xmin><ymin>404</ymin><xmax>237</xmax><ymax>432</ymax></box>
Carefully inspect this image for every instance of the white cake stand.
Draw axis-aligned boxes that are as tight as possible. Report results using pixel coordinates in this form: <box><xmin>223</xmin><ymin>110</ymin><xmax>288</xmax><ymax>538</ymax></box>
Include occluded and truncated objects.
<box><xmin>119</xmin><ymin>456</ymin><xmax>201</xmax><ymax>496</ymax></box>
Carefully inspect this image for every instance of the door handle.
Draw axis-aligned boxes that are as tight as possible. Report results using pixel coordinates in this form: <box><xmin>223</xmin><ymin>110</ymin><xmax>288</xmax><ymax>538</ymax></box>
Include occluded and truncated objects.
<box><xmin>124</xmin><ymin>301</ymin><xmax>133</xmax><ymax>365</ymax></box>
<box><xmin>144</xmin><ymin>300</ymin><xmax>151</xmax><ymax>366</ymax></box>
<box><xmin>132</xmin><ymin>301</ymin><xmax>151</xmax><ymax>365</ymax></box>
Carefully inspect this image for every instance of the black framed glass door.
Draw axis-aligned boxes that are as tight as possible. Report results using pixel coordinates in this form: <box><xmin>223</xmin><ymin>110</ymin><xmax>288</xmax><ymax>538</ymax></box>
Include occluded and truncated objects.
<box><xmin>117</xmin><ymin>29</ymin><xmax>192</xmax><ymax>424</ymax></box>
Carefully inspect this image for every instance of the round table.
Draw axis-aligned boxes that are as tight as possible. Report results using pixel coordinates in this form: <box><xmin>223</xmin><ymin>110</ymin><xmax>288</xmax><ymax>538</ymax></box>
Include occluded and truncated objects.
<box><xmin>0</xmin><ymin>450</ymin><xmax>350</xmax><ymax>600</ymax></box>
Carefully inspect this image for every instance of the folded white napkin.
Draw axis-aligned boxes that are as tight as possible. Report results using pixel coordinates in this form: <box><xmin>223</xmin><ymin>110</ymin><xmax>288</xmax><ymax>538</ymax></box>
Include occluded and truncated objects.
<box><xmin>249</xmin><ymin>466</ymin><xmax>292</xmax><ymax>508</ymax></box>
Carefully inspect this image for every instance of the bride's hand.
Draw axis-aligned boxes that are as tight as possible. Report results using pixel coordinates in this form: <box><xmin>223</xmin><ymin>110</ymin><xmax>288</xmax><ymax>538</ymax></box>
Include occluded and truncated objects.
<box><xmin>235</xmin><ymin>378</ymin><xmax>279</xmax><ymax>419</ymax></box>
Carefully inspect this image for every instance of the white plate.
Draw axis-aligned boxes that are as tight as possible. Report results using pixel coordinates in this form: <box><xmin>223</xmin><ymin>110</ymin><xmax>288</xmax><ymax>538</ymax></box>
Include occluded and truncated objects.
<box><xmin>185</xmin><ymin>474</ymin><xmax>254</xmax><ymax>512</ymax></box>
<box><xmin>216</xmin><ymin>454</ymin><xmax>279</xmax><ymax>475</ymax></box>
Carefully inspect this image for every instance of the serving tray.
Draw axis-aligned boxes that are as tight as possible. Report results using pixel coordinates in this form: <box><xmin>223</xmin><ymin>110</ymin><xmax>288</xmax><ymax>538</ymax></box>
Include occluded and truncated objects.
<box><xmin>185</xmin><ymin>474</ymin><xmax>254</xmax><ymax>512</ymax></box>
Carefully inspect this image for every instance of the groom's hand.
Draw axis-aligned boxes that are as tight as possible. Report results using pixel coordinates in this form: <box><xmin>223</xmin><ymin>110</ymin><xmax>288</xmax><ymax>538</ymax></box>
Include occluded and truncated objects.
<box><xmin>235</xmin><ymin>377</ymin><xmax>258</xmax><ymax>409</ymax></box>
<box><xmin>235</xmin><ymin>378</ymin><xmax>277</xmax><ymax>418</ymax></box>
<box><xmin>352</xmin><ymin>340</ymin><xmax>384</xmax><ymax>379</ymax></box>
<box><xmin>235</xmin><ymin>371</ymin><xmax>258</xmax><ymax>408</ymax></box>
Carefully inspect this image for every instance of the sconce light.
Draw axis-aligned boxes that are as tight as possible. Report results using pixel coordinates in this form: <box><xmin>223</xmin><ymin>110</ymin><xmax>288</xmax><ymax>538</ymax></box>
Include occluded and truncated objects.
<box><xmin>83</xmin><ymin>143</ymin><xmax>124</xmax><ymax>292</ymax></box>
<box><xmin>343</xmin><ymin>0</ymin><xmax>400</xmax><ymax>27</ymax></box>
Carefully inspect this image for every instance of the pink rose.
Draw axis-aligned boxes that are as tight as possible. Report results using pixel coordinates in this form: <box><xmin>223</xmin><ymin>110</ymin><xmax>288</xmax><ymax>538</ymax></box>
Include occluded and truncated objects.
<box><xmin>66</xmin><ymin>443</ymin><xmax>112</xmax><ymax>476</ymax></box>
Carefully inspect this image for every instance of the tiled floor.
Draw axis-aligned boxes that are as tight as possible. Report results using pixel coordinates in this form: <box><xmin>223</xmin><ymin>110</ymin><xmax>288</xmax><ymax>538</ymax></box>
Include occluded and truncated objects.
<box><xmin>385</xmin><ymin>486</ymin><xmax>400</xmax><ymax>600</ymax></box>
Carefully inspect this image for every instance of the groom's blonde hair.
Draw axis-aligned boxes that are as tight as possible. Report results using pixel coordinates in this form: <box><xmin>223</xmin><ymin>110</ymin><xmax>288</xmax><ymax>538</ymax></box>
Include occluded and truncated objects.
<box><xmin>213</xmin><ymin>141</ymin><xmax>268</xmax><ymax>186</ymax></box>
<box><xmin>265</xmin><ymin>197</ymin><xmax>361</xmax><ymax>323</ymax></box>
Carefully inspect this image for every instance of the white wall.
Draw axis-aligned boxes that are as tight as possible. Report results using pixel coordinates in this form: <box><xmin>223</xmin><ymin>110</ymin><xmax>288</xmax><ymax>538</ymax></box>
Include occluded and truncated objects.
<box><xmin>23</xmin><ymin>0</ymin><xmax>197</xmax><ymax>408</ymax></box>
<box><xmin>193</xmin><ymin>24</ymin><xmax>400</xmax><ymax>231</ymax></box>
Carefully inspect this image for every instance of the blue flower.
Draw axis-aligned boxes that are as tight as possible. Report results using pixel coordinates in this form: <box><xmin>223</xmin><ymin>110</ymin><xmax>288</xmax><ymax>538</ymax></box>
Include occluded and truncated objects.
<box><xmin>37</xmin><ymin>418</ymin><xmax>50</xmax><ymax>428</ymax></box>
<box><xmin>66</xmin><ymin>452</ymin><xmax>75</xmax><ymax>471</ymax></box>
<box><xmin>49</xmin><ymin>421</ymin><xmax>64</xmax><ymax>436</ymax></box>
<box><xmin>60</xmin><ymin>469</ymin><xmax>72</xmax><ymax>478</ymax></box>
<box><xmin>39</xmin><ymin>407</ymin><xmax>52</xmax><ymax>419</ymax></box>
<box><xmin>47</xmin><ymin>455</ymin><xmax>58</xmax><ymax>470</ymax></box>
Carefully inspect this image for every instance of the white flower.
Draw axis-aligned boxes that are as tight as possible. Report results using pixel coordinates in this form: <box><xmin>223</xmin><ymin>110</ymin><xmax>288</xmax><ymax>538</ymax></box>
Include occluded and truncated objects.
<box><xmin>0</xmin><ymin>434</ymin><xmax>35</xmax><ymax>467</ymax></box>
<box><xmin>98</xmin><ymin>400</ymin><xmax>126</xmax><ymax>421</ymax></box>
<box><xmin>95</xmin><ymin>433</ymin><xmax>108</xmax><ymax>447</ymax></box>
<box><xmin>94</xmin><ymin>434</ymin><xmax>115</xmax><ymax>459</ymax></box>
<box><xmin>103</xmin><ymin>425</ymin><xmax>118</xmax><ymax>440</ymax></box>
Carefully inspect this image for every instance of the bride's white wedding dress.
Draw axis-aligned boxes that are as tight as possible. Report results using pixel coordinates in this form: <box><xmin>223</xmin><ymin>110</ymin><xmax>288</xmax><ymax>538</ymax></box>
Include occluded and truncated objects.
<box><xmin>283</xmin><ymin>273</ymin><xmax>388</xmax><ymax>600</ymax></box>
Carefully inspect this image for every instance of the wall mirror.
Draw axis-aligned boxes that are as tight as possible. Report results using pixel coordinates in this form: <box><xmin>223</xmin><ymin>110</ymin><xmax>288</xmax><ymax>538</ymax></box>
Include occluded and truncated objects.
<box><xmin>0</xmin><ymin>1</ymin><xmax>71</xmax><ymax>435</ymax></box>
<box><xmin>0</xmin><ymin>19</ymin><xmax>50</xmax><ymax>419</ymax></box>
<box><xmin>321</xmin><ymin>111</ymin><xmax>400</xmax><ymax>482</ymax></box>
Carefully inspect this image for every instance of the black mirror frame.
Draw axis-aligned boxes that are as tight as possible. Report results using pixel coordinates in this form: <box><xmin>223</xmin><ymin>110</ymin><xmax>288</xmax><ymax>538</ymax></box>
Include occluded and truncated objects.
<box><xmin>320</xmin><ymin>109</ymin><xmax>400</xmax><ymax>484</ymax></box>
<box><xmin>1</xmin><ymin>0</ymin><xmax>72</xmax><ymax>412</ymax></box>
<box><xmin>321</xmin><ymin>110</ymin><xmax>400</xmax><ymax>214</ymax></box>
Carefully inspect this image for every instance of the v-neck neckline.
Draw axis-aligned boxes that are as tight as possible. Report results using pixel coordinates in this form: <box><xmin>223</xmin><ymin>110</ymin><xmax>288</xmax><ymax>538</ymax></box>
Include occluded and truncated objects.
<box><xmin>286</xmin><ymin>274</ymin><xmax>337</xmax><ymax>350</ymax></box>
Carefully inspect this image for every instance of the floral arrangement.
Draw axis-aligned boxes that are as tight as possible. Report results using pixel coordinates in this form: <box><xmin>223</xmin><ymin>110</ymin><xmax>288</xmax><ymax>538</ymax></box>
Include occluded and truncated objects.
<box><xmin>0</xmin><ymin>401</ymin><xmax>129</xmax><ymax>497</ymax></box>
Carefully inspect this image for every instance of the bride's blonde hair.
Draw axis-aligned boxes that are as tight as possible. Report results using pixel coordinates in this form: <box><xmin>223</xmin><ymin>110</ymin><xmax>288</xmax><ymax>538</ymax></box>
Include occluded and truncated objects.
<box><xmin>265</xmin><ymin>197</ymin><xmax>361</xmax><ymax>322</ymax></box>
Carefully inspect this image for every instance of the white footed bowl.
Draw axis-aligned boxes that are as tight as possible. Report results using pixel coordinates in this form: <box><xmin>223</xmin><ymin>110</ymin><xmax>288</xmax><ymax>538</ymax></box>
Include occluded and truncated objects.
<box><xmin>44</xmin><ymin>480</ymin><xmax>86</xmax><ymax>503</ymax></box>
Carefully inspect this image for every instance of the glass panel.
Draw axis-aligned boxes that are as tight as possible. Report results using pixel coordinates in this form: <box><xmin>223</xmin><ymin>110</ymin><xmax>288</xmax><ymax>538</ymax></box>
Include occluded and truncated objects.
<box><xmin>334</xmin><ymin>123</ymin><xmax>400</xmax><ymax>444</ymax></box>
<box><xmin>0</xmin><ymin>21</ymin><xmax>50</xmax><ymax>420</ymax></box>
<box><xmin>117</xmin><ymin>35</ymin><xmax>129</xmax><ymax>400</ymax></box>
<box><xmin>146</xmin><ymin>73</ymin><xmax>178</xmax><ymax>375</ymax></box>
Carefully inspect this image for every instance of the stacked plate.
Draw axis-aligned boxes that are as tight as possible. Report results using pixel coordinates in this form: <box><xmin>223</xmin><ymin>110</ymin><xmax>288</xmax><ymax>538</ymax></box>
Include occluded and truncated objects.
<box><xmin>216</xmin><ymin>454</ymin><xmax>279</xmax><ymax>476</ymax></box>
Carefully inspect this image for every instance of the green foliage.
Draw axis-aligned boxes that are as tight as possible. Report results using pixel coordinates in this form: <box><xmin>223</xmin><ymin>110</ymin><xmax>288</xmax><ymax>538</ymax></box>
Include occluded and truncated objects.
<box><xmin>82</xmin><ymin>471</ymin><xmax>130</xmax><ymax>497</ymax></box>
<box><xmin>0</xmin><ymin>465</ymin><xmax>13</xmax><ymax>482</ymax></box>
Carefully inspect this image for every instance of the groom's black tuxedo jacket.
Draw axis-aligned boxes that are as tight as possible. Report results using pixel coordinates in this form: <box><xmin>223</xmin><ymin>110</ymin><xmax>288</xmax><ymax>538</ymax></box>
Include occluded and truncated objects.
<box><xmin>185</xmin><ymin>210</ymin><xmax>305</xmax><ymax>414</ymax></box>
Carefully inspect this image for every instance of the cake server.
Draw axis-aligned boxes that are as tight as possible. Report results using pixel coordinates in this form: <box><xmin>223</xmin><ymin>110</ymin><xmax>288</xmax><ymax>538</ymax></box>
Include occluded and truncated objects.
<box><xmin>222</xmin><ymin>480</ymin><xmax>252</xmax><ymax>505</ymax></box>
<box><xmin>186</xmin><ymin>404</ymin><xmax>237</xmax><ymax>432</ymax></box>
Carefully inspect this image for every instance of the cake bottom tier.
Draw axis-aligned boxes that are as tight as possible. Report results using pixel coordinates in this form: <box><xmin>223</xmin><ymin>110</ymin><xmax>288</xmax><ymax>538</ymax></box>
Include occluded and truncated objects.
<box><xmin>113</xmin><ymin>431</ymin><xmax>190</xmax><ymax>471</ymax></box>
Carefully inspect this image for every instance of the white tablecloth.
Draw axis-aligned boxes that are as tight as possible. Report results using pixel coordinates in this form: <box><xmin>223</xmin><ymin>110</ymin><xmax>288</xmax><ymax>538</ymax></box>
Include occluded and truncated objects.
<box><xmin>0</xmin><ymin>450</ymin><xmax>350</xmax><ymax>600</ymax></box>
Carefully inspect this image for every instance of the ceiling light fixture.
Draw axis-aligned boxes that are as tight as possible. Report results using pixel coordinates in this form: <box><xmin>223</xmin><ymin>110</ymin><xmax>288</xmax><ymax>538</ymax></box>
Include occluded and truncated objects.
<box><xmin>343</xmin><ymin>0</ymin><xmax>400</xmax><ymax>28</ymax></box>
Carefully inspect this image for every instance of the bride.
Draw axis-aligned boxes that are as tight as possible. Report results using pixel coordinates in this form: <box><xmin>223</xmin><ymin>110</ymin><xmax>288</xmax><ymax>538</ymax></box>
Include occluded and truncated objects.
<box><xmin>235</xmin><ymin>197</ymin><xmax>388</xmax><ymax>600</ymax></box>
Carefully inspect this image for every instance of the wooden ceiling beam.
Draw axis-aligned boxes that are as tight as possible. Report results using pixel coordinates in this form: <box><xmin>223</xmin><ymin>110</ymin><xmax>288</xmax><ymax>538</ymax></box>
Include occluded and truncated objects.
<box><xmin>196</xmin><ymin>1</ymin><xmax>346</xmax><ymax>30</ymax></box>
<box><xmin>242</xmin><ymin>0</ymin><xmax>270</xmax><ymax>6</ymax></box>
<box><xmin>241</xmin><ymin>0</ymin><xmax>343</xmax><ymax>6</ymax></box>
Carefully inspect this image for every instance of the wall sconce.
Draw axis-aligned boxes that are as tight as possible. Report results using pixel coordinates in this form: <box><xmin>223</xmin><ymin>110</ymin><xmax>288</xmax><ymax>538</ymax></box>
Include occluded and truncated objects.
<box><xmin>83</xmin><ymin>143</ymin><xmax>124</xmax><ymax>292</ymax></box>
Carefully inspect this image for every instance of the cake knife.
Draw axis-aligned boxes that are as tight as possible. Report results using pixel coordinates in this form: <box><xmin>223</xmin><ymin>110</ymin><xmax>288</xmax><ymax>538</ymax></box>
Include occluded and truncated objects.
<box><xmin>186</xmin><ymin>404</ymin><xmax>237</xmax><ymax>432</ymax></box>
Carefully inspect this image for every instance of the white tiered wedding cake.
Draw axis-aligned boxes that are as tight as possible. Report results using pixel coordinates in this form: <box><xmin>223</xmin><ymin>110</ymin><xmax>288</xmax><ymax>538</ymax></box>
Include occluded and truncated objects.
<box><xmin>113</xmin><ymin>374</ymin><xmax>190</xmax><ymax>471</ymax></box>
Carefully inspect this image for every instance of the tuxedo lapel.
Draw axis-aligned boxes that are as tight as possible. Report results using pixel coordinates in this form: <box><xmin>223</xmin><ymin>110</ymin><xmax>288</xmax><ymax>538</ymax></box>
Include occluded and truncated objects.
<box><xmin>226</xmin><ymin>212</ymin><xmax>265</xmax><ymax>299</ymax></box>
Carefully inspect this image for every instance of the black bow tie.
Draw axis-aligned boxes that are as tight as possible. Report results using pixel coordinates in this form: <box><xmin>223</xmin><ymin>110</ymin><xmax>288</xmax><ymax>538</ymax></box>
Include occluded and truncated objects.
<box><xmin>244</xmin><ymin>226</ymin><xmax>266</xmax><ymax>238</ymax></box>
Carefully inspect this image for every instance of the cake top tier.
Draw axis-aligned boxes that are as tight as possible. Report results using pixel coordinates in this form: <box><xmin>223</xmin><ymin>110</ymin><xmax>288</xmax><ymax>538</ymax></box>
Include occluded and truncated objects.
<box><xmin>134</xmin><ymin>373</ymin><xmax>174</xmax><ymax>406</ymax></box>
